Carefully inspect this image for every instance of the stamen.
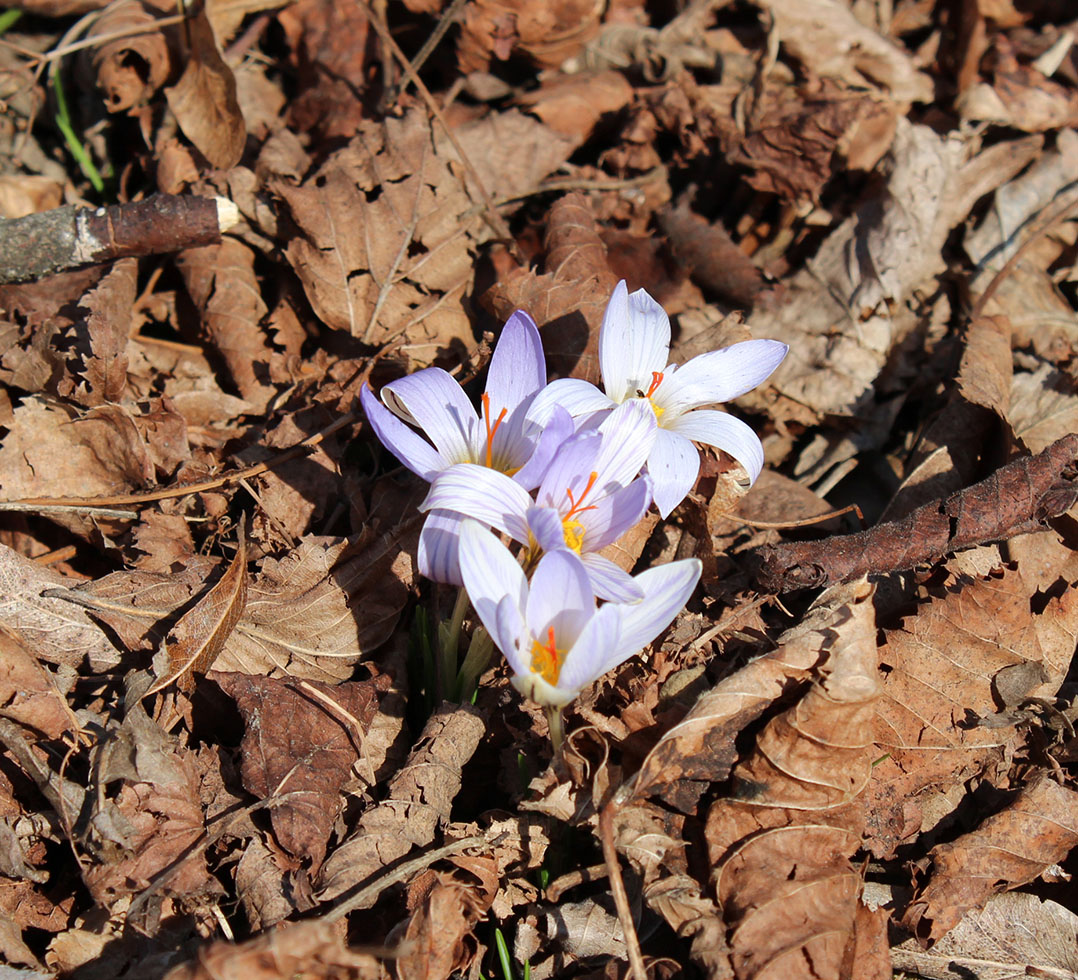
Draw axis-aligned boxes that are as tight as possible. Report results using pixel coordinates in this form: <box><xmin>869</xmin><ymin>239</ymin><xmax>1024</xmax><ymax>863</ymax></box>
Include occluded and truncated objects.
<box><xmin>562</xmin><ymin>471</ymin><xmax>599</xmax><ymax>554</ymax></box>
<box><xmin>530</xmin><ymin>625</ymin><xmax>564</xmax><ymax>684</ymax></box>
<box><xmin>481</xmin><ymin>393</ymin><xmax>508</xmax><ymax>469</ymax></box>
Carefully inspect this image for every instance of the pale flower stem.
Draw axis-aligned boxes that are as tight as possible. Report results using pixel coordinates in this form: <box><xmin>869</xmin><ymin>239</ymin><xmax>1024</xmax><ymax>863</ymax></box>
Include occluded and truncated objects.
<box><xmin>545</xmin><ymin>705</ymin><xmax>565</xmax><ymax>753</ymax></box>
<box><xmin>441</xmin><ymin>586</ymin><xmax>470</xmax><ymax>699</ymax></box>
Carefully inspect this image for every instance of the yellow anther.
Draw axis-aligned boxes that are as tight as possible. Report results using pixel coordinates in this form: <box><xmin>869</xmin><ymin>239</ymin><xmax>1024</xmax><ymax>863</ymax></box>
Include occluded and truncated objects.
<box><xmin>530</xmin><ymin>626</ymin><xmax>564</xmax><ymax>684</ymax></box>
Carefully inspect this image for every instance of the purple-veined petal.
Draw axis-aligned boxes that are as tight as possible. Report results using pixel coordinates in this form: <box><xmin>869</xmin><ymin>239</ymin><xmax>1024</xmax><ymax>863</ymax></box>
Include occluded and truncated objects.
<box><xmin>417</xmin><ymin>509</ymin><xmax>467</xmax><ymax>585</ymax></box>
<box><xmin>579</xmin><ymin>552</ymin><xmax>645</xmax><ymax>603</ymax></box>
<box><xmin>590</xmin><ymin>558</ymin><xmax>701</xmax><ymax>678</ymax></box>
<box><xmin>555</xmin><ymin>603</ymin><xmax>623</xmax><ymax>696</ymax></box>
<box><xmin>647</xmin><ymin>426</ymin><xmax>700</xmax><ymax>519</ymax></box>
<box><xmin>458</xmin><ymin>519</ymin><xmax>527</xmax><ymax>641</ymax></box>
<box><xmin>494</xmin><ymin>594</ymin><xmax>529</xmax><ymax>678</ymax></box>
<box><xmin>512</xmin><ymin>404</ymin><xmax>574</xmax><ymax>491</ymax></box>
<box><xmin>361</xmin><ymin>384</ymin><xmax>444</xmax><ymax>481</ymax></box>
<box><xmin>578</xmin><ymin>475</ymin><xmax>652</xmax><ymax>552</ymax></box>
<box><xmin>526</xmin><ymin>505</ymin><xmax>568</xmax><ymax>554</ymax></box>
<box><xmin>421</xmin><ymin>464</ymin><xmax>531</xmax><ymax>543</ymax></box>
<box><xmin>655</xmin><ymin>340</ymin><xmax>788</xmax><ymax>417</ymax></box>
<box><xmin>381</xmin><ymin>368</ymin><xmax>480</xmax><ymax>465</ymax></box>
<box><xmin>599</xmin><ymin>281</ymin><xmax>671</xmax><ymax>403</ymax></box>
<box><xmin>667</xmin><ymin>409</ymin><xmax>765</xmax><ymax>485</ymax></box>
<box><xmin>527</xmin><ymin>378</ymin><xmax>614</xmax><ymax>427</ymax></box>
<box><xmin>525</xmin><ymin>551</ymin><xmax>594</xmax><ymax>646</ymax></box>
<box><xmin>484</xmin><ymin>310</ymin><xmax>546</xmax><ymax>417</ymax></box>
<box><xmin>593</xmin><ymin>399</ymin><xmax>657</xmax><ymax>488</ymax></box>
<box><xmin>535</xmin><ymin>430</ymin><xmax>603</xmax><ymax>511</ymax></box>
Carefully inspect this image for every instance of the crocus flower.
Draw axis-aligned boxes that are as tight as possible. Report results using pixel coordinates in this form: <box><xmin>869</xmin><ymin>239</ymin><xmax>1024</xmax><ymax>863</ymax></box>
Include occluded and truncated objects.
<box><xmin>422</xmin><ymin>400</ymin><xmax>656</xmax><ymax>602</ymax></box>
<box><xmin>457</xmin><ymin>519</ymin><xmax>701</xmax><ymax>715</ymax></box>
<box><xmin>530</xmin><ymin>281</ymin><xmax>789</xmax><ymax>518</ymax></box>
<box><xmin>361</xmin><ymin>310</ymin><xmax>572</xmax><ymax>584</ymax></box>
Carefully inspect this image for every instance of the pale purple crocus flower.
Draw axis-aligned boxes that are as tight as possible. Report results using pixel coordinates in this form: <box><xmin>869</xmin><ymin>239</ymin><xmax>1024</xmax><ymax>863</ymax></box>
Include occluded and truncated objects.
<box><xmin>421</xmin><ymin>400</ymin><xmax>656</xmax><ymax>603</ymax></box>
<box><xmin>361</xmin><ymin>310</ymin><xmax>572</xmax><ymax>584</ymax></box>
<box><xmin>529</xmin><ymin>281</ymin><xmax>789</xmax><ymax>518</ymax></box>
<box><xmin>457</xmin><ymin>519</ymin><xmax>701</xmax><ymax>743</ymax></box>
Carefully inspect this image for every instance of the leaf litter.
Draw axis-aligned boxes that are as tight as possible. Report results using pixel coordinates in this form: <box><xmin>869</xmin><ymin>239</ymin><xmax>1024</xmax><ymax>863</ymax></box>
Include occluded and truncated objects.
<box><xmin>2</xmin><ymin>1</ymin><xmax>1078</xmax><ymax>978</ymax></box>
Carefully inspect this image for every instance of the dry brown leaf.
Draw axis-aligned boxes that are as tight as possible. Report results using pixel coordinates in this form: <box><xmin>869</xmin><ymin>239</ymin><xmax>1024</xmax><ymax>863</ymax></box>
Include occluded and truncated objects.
<box><xmin>316</xmin><ymin>704</ymin><xmax>485</xmax><ymax>903</ymax></box>
<box><xmin>890</xmin><ymin>890</ymin><xmax>1078</xmax><ymax>980</ymax></box>
<box><xmin>175</xmin><ymin>236</ymin><xmax>277</xmax><ymax>410</ymax></box>
<box><xmin>214</xmin><ymin>671</ymin><xmax>391</xmax><ymax>873</ymax></box>
<box><xmin>702</xmin><ymin>579</ymin><xmax>879</xmax><ymax>979</ymax></box>
<box><xmin>0</xmin><ymin>630</ymin><xmax>77</xmax><ymax>739</ymax></box>
<box><xmin>514</xmin><ymin>70</ymin><xmax>634</xmax><ymax>145</ymax></box>
<box><xmin>131</xmin><ymin>511</ymin><xmax>197</xmax><ymax>576</ymax></box>
<box><xmin>0</xmin><ymin>545</ymin><xmax>120</xmax><ymax>670</ymax></box>
<box><xmin>57</xmin><ymin>529</ymin><xmax>414</xmax><ymax>681</ymax></box>
<box><xmin>902</xmin><ymin>775</ymin><xmax>1078</xmax><ymax>945</ymax></box>
<box><xmin>144</xmin><ymin>524</ymin><xmax>247</xmax><ymax>697</ymax></box>
<box><xmin>75</xmin><ymin>257</ymin><xmax>136</xmax><ymax>406</ymax></box>
<box><xmin>866</xmin><ymin>561</ymin><xmax>1078</xmax><ymax>857</ymax></box>
<box><xmin>1009</xmin><ymin>362</ymin><xmax>1078</xmax><ymax>455</ymax></box>
<box><xmin>749</xmin><ymin>0</ymin><xmax>933</xmax><ymax>102</ymax></box>
<box><xmin>164</xmin><ymin>1</ymin><xmax>246</xmax><ymax>170</ymax></box>
<box><xmin>234</xmin><ymin>836</ymin><xmax>295</xmax><ymax>930</ymax></box>
<box><xmin>160</xmin><ymin>919</ymin><xmax>383</xmax><ymax>980</ymax></box>
<box><xmin>627</xmin><ymin>580</ymin><xmax>874</xmax><ymax>808</ymax></box>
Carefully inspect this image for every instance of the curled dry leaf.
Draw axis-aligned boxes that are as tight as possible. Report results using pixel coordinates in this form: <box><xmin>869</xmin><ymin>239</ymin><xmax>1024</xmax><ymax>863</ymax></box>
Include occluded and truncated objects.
<box><xmin>316</xmin><ymin>704</ymin><xmax>486</xmax><ymax>903</ymax></box>
<box><xmin>704</xmin><ymin>578</ymin><xmax>879</xmax><ymax>980</ymax></box>
<box><xmin>902</xmin><ymin>775</ymin><xmax>1078</xmax><ymax>945</ymax></box>
<box><xmin>627</xmin><ymin>581</ymin><xmax>875</xmax><ymax>808</ymax></box>
<box><xmin>163</xmin><ymin>1</ymin><xmax>246</xmax><ymax>170</ymax></box>
<box><xmin>866</xmin><ymin>560</ymin><xmax>1078</xmax><ymax>856</ymax></box>
<box><xmin>73</xmin><ymin>257</ymin><xmax>135</xmax><ymax>407</ymax></box>
<box><xmin>213</xmin><ymin>671</ymin><xmax>393</xmax><ymax>874</ymax></box>
<box><xmin>143</xmin><ymin>523</ymin><xmax>247</xmax><ymax>697</ymax></box>
<box><xmin>83</xmin><ymin>0</ymin><xmax>171</xmax><ymax>113</ymax></box>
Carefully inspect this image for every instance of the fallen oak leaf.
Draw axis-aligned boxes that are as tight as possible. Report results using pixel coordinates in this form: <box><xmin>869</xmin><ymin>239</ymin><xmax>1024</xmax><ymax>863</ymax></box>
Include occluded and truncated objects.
<box><xmin>143</xmin><ymin>522</ymin><xmax>247</xmax><ymax>698</ymax></box>
<box><xmin>747</xmin><ymin>433</ymin><xmax>1078</xmax><ymax>593</ymax></box>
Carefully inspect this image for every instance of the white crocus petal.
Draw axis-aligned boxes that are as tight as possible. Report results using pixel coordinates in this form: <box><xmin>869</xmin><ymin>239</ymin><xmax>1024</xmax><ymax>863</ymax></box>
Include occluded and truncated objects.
<box><xmin>554</xmin><ymin>603</ymin><xmax>624</xmax><ymax>697</ymax></box>
<box><xmin>484</xmin><ymin>310</ymin><xmax>546</xmax><ymax>417</ymax></box>
<box><xmin>525</xmin><ymin>551</ymin><xmax>594</xmax><ymax>645</ymax></box>
<box><xmin>360</xmin><ymin>385</ymin><xmax>444</xmax><ymax>481</ymax></box>
<box><xmin>647</xmin><ymin>426</ymin><xmax>701</xmax><ymax>519</ymax></box>
<box><xmin>458</xmin><ymin>518</ymin><xmax>528</xmax><ymax>626</ymax></box>
<box><xmin>655</xmin><ymin>340</ymin><xmax>789</xmax><ymax>417</ymax></box>
<box><xmin>417</xmin><ymin>509</ymin><xmax>468</xmax><ymax>586</ymax></box>
<box><xmin>493</xmin><ymin>595</ymin><xmax>529</xmax><ymax>678</ymax></box>
<box><xmin>599</xmin><ymin>281</ymin><xmax>671</xmax><ymax>403</ymax></box>
<box><xmin>535</xmin><ymin>431</ymin><xmax>603</xmax><ymax>510</ymax></box>
<box><xmin>512</xmin><ymin>404</ymin><xmax>575</xmax><ymax>491</ymax></box>
<box><xmin>381</xmin><ymin>368</ymin><xmax>481</xmax><ymax>464</ymax></box>
<box><xmin>589</xmin><ymin>558</ymin><xmax>701</xmax><ymax>680</ymax></box>
<box><xmin>580</xmin><ymin>552</ymin><xmax>645</xmax><ymax>603</ymax></box>
<box><xmin>421</xmin><ymin>464</ymin><xmax>532</xmax><ymax>543</ymax></box>
<box><xmin>527</xmin><ymin>378</ymin><xmax>614</xmax><ymax>427</ymax></box>
<box><xmin>526</xmin><ymin>505</ymin><xmax>567</xmax><ymax>555</ymax></box>
<box><xmin>578</xmin><ymin>476</ymin><xmax>652</xmax><ymax>552</ymax></box>
<box><xmin>668</xmin><ymin>409</ymin><xmax>766</xmax><ymax>486</ymax></box>
<box><xmin>594</xmin><ymin>400</ymin><xmax>657</xmax><ymax>488</ymax></box>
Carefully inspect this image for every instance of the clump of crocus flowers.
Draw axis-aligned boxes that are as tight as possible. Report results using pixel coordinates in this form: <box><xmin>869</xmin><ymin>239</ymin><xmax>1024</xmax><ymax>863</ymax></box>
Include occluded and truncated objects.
<box><xmin>362</xmin><ymin>281</ymin><xmax>788</xmax><ymax>747</ymax></box>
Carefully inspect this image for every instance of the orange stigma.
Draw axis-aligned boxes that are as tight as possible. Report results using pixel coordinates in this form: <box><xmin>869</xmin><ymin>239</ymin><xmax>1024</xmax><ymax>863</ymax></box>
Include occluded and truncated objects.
<box><xmin>645</xmin><ymin>371</ymin><xmax>664</xmax><ymax>399</ymax></box>
<box><xmin>481</xmin><ymin>392</ymin><xmax>508</xmax><ymax>468</ymax></box>
<box><xmin>530</xmin><ymin>625</ymin><xmax>564</xmax><ymax>684</ymax></box>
